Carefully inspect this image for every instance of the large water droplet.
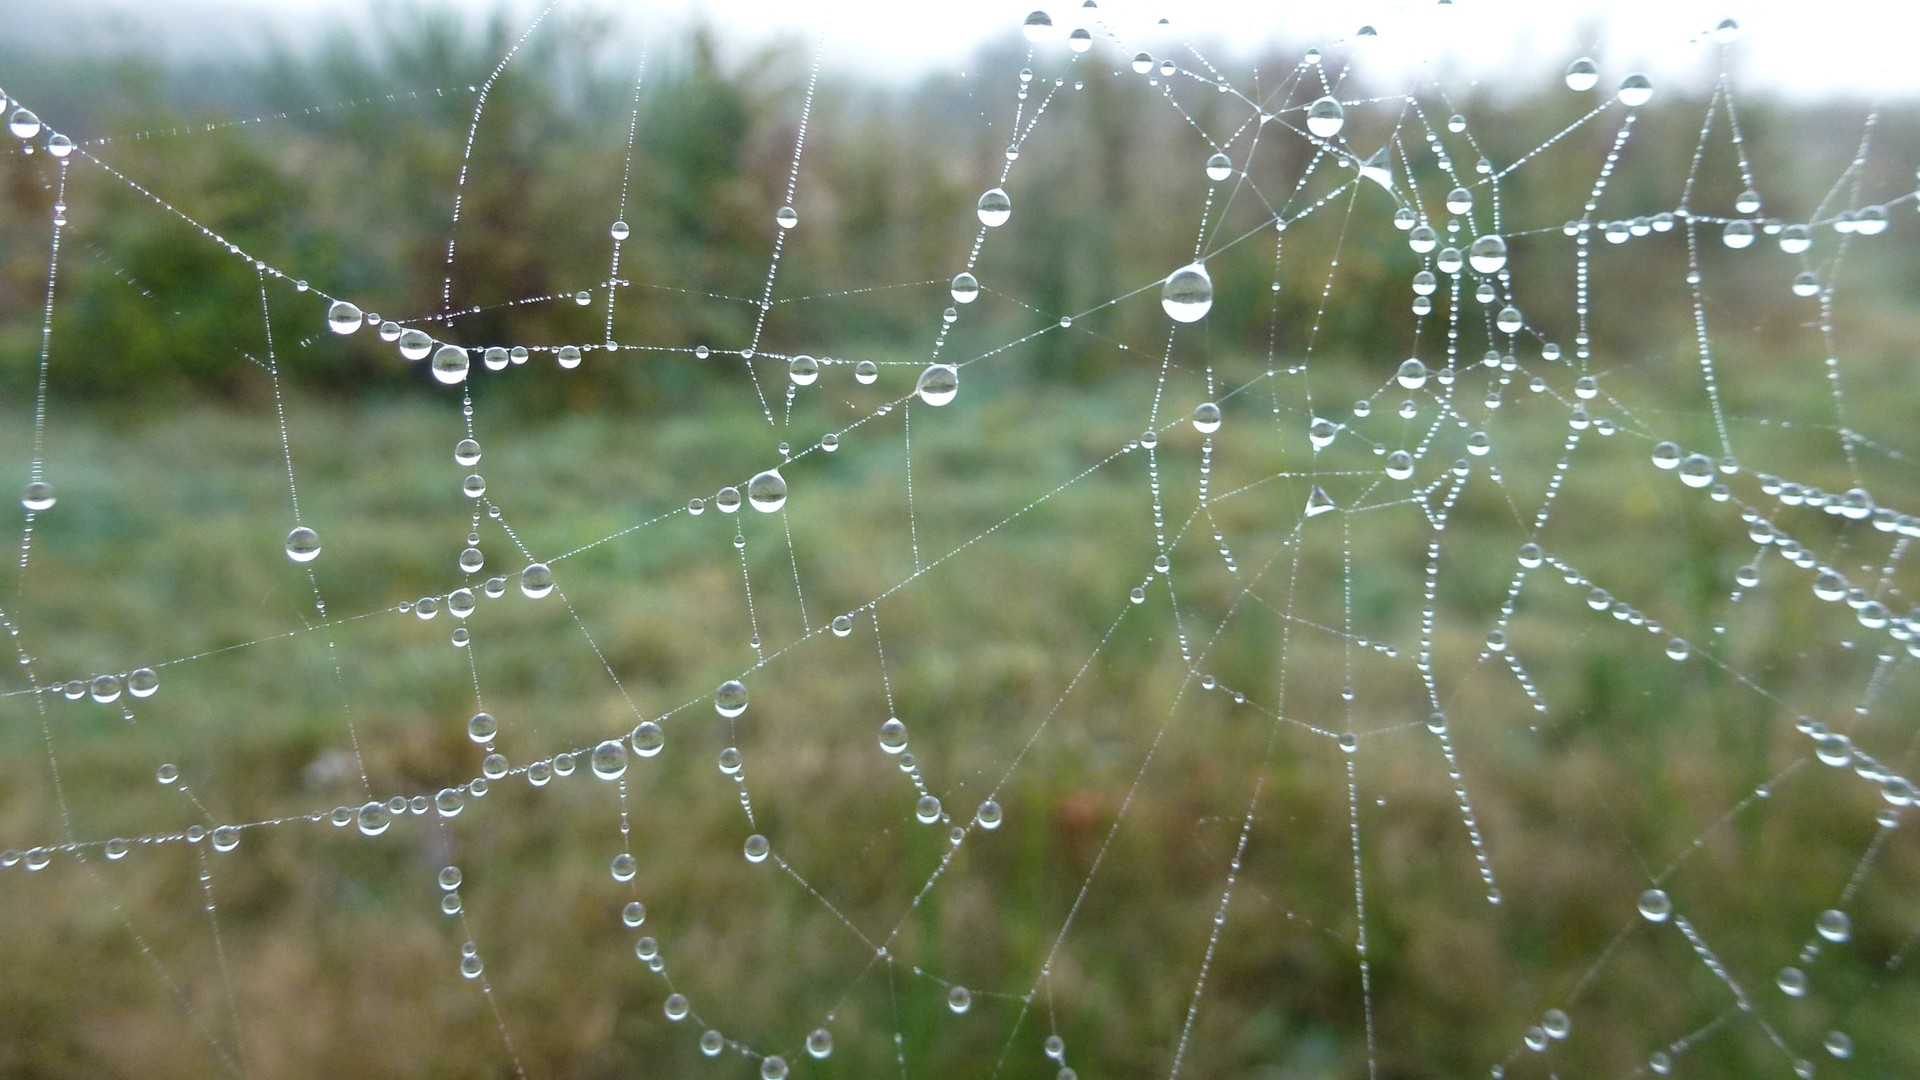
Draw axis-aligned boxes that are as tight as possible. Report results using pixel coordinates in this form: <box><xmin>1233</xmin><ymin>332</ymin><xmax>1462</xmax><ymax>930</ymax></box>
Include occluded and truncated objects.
<box><xmin>9</xmin><ymin>108</ymin><xmax>43</xmax><ymax>140</ymax></box>
<box><xmin>397</xmin><ymin>328</ymin><xmax>433</xmax><ymax>362</ymax></box>
<box><xmin>1205</xmin><ymin>152</ymin><xmax>1232</xmax><ymax>181</ymax></box>
<box><xmin>1564</xmin><ymin>57</ymin><xmax>1598</xmax><ymax>91</ymax></box>
<box><xmin>520</xmin><ymin>563</ymin><xmax>555</xmax><ymax>599</ymax></box>
<box><xmin>917</xmin><ymin>364</ymin><xmax>959</xmax><ymax>406</ymax></box>
<box><xmin>950</xmin><ymin>272</ymin><xmax>979</xmax><ymax>303</ymax></box>
<box><xmin>21</xmin><ymin>481</ymin><xmax>54</xmax><ymax>511</ymax></box>
<box><xmin>747</xmin><ymin>469</ymin><xmax>788</xmax><ymax>512</ymax></box>
<box><xmin>1161</xmin><ymin>262</ymin><xmax>1213</xmax><ymax>322</ymax></box>
<box><xmin>976</xmin><ymin>187</ymin><xmax>1012</xmax><ymax>227</ymax></box>
<box><xmin>1617</xmin><ymin>74</ymin><xmax>1653</xmax><ymax>107</ymax></box>
<box><xmin>1469</xmin><ymin>234</ymin><xmax>1507</xmax><ymax>274</ymax></box>
<box><xmin>715</xmin><ymin>679</ymin><xmax>749</xmax><ymax>718</ymax></box>
<box><xmin>1192</xmin><ymin>402</ymin><xmax>1222</xmax><ymax>434</ymax></box>
<box><xmin>286</xmin><ymin>526</ymin><xmax>321</xmax><ymax>563</ymax></box>
<box><xmin>1305</xmin><ymin>96</ymin><xmax>1345</xmax><ymax>138</ymax></box>
<box><xmin>1022</xmin><ymin>10</ymin><xmax>1054</xmax><ymax>41</ymax></box>
<box><xmin>327</xmin><ymin>301</ymin><xmax>363</xmax><ymax>335</ymax></box>
<box><xmin>788</xmin><ymin>355</ymin><xmax>818</xmax><ymax>386</ymax></box>
<box><xmin>431</xmin><ymin>344</ymin><xmax>470</xmax><ymax>386</ymax></box>
<box><xmin>591</xmin><ymin>739</ymin><xmax>628</xmax><ymax>780</ymax></box>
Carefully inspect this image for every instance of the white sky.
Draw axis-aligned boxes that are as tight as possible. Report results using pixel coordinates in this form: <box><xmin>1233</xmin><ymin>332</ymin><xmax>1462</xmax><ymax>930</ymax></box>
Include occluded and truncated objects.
<box><xmin>22</xmin><ymin>0</ymin><xmax>1920</xmax><ymax>100</ymax></box>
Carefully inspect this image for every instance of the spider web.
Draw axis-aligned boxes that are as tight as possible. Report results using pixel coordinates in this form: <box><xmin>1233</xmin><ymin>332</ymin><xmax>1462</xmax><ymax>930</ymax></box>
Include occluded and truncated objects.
<box><xmin>2</xmin><ymin>4</ymin><xmax>1918</xmax><ymax>1078</ymax></box>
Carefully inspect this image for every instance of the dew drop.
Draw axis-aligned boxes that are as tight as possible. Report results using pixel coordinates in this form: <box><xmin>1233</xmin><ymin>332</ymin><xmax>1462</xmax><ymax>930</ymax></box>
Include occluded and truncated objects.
<box><xmin>431</xmin><ymin>344</ymin><xmax>470</xmax><ymax>386</ymax></box>
<box><xmin>976</xmin><ymin>187</ymin><xmax>1012</xmax><ymax>227</ymax></box>
<box><xmin>1305</xmin><ymin>96</ymin><xmax>1345</xmax><ymax>138</ymax></box>
<box><xmin>775</xmin><ymin>205</ymin><xmax>798</xmax><ymax>229</ymax></box>
<box><xmin>327</xmin><ymin>301</ymin><xmax>363</xmax><ymax>334</ymax></box>
<box><xmin>520</xmin><ymin>563</ymin><xmax>555</xmax><ymax>599</ymax></box>
<box><xmin>590</xmin><ymin>739</ymin><xmax>628</xmax><ymax>780</ymax></box>
<box><xmin>1161</xmin><ymin>262</ymin><xmax>1213</xmax><ymax>322</ymax></box>
<box><xmin>916</xmin><ymin>364</ymin><xmax>959</xmax><ymax>406</ymax></box>
<box><xmin>1617</xmin><ymin>74</ymin><xmax>1653</xmax><ymax>107</ymax></box>
<box><xmin>747</xmin><ymin>469</ymin><xmax>788</xmax><ymax>512</ymax></box>
<box><xmin>1192</xmin><ymin>402</ymin><xmax>1222</xmax><ymax>434</ymax></box>
<box><xmin>285</xmin><ymin>526</ymin><xmax>321</xmax><ymax>563</ymax></box>
<box><xmin>715</xmin><ymin>679</ymin><xmax>749</xmax><ymax>718</ymax></box>
<box><xmin>1638</xmin><ymin>888</ymin><xmax>1672</xmax><ymax>922</ymax></box>
<box><xmin>1564</xmin><ymin>57</ymin><xmax>1598</xmax><ymax>91</ymax></box>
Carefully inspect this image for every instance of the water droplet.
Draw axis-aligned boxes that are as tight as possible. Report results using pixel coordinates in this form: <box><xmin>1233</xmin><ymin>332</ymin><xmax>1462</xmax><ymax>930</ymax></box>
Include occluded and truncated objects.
<box><xmin>917</xmin><ymin>364</ymin><xmax>959</xmax><ymax>406</ymax></box>
<box><xmin>744</xmin><ymin>833</ymin><xmax>770</xmax><ymax>863</ymax></box>
<box><xmin>916</xmin><ymin>794</ymin><xmax>943</xmax><ymax>823</ymax></box>
<box><xmin>327</xmin><ymin>301</ymin><xmax>362</xmax><ymax>334</ymax></box>
<box><xmin>1564</xmin><ymin>57</ymin><xmax>1598</xmax><ymax>91</ymax></box>
<box><xmin>460</xmin><ymin>952</ymin><xmax>483</xmax><ymax>979</ymax></box>
<box><xmin>630</xmin><ymin>721</ymin><xmax>665</xmax><ymax>758</ymax></box>
<box><xmin>831</xmin><ymin>614</ymin><xmax>854</xmax><ymax>637</ymax></box>
<box><xmin>1723</xmin><ymin>220</ymin><xmax>1755</xmax><ymax>249</ymax></box>
<box><xmin>1816</xmin><ymin>732</ymin><xmax>1852</xmax><ymax>766</ymax></box>
<box><xmin>1678</xmin><ymin>454</ymin><xmax>1714</xmax><ymax>488</ymax></box>
<box><xmin>879</xmin><ymin>718</ymin><xmax>908</xmax><ymax>753</ymax></box>
<box><xmin>951</xmin><ymin>272</ymin><xmax>980</xmax><ymax>303</ymax></box>
<box><xmin>1816</xmin><ymin>908</ymin><xmax>1851</xmax><ymax>943</ymax></box>
<box><xmin>715</xmin><ymin>679</ymin><xmax>749</xmax><ymax>718</ymax></box>
<box><xmin>1396</xmin><ymin>358</ymin><xmax>1428</xmax><ymax>389</ymax></box>
<box><xmin>1409</xmin><ymin>223</ymin><xmax>1438</xmax><ymax>254</ymax></box>
<box><xmin>747</xmin><ymin>469</ymin><xmax>787</xmax><ymax>512</ymax></box>
<box><xmin>520</xmin><ymin>563</ymin><xmax>554</xmax><ymax>599</ymax></box>
<box><xmin>357</xmin><ymin>800</ymin><xmax>390</xmax><ymax>837</ymax></box>
<box><xmin>467</xmin><ymin>711</ymin><xmax>497</xmax><ymax>744</ymax></box>
<box><xmin>285</xmin><ymin>526</ymin><xmax>321</xmax><ymax>563</ymax></box>
<box><xmin>623</xmin><ymin>900</ymin><xmax>647</xmax><ymax>927</ymax></box>
<box><xmin>610</xmin><ymin>852</ymin><xmax>637</xmax><ymax>881</ymax></box>
<box><xmin>1192</xmin><ymin>402</ymin><xmax>1222</xmax><ymax>434</ymax></box>
<box><xmin>977</xmin><ymin>187</ymin><xmax>1012</xmax><ymax>227</ymax></box>
<box><xmin>978</xmin><ymin>799</ymin><xmax>1003</xmax><ymax>829</ymax></box>
<box><xmin>454</xmin><ymin>439</ymin><xmax>482</xmax><ymax>467</ymax></box>
<box><xmin>854</xmin><ymin>360</ymin><xmax>879</xmax><ymax>385</ymax></box>
<box><xmin>1305</xmin><ymin>485</ymin><xmax>1336</xmax><ymax>517</ymax></box>
<box><xmin>715</xmin><ymin>486</ymin><xmax>742</xmax><ymax>513</ymax></box>
<box><xmin>9</xmin><ymin>108</ymin><xmax>43</xmax><ymax>140</ymax></box>
<box><xmin>1161</xmin><ymin>262</ymin><xmax>1213</xmax><ymax>322</ymax></box>
<box><xmin>775</xmin><ymin>205</ymin><xmax>798</xmax><ymax>229</ymax></box>
<box><xmin>1385</xmin><ymin>451</ymin><xmax>1415</xmax><ymax>480</ymax></box>
<box><xmin>807</xmin><ymin>1028</ymin><xmax>833</xmax><ymax>1059</ymax></box>
<box><xmin>1306</xmin><ymin>96</ymin><xmax>1345</xmax><ymax>138</ymax></box>
<box><xmin>1617</xmin><ymin>74</ymin><xmax>1653</xmax><ymax>107</ymax></box>
<box><xmin>1824</xmin><ymin>1031</ymin><xmax>1853</xmax><ymax>1060</ymax></box>
<box><xmin>436</xmin><ymin>788</ymin><xmax>465</xmax><ymax>817</ymax></box>
<box><xmin>1792</xmin><ymin>271</ymin><xmax>1820</xmax><ymax>298</ymax></box>
<box><xmin>591</xmin><ymin>739</ymin><xmax>628</xmax><ymax>780</ymax></box>
<box><xmin>948</xmin><ymin>985</ymin><xmax>973</xmax><ymax>1014</ymax></box>
<box><xmin>1205</xmin><ymin>152</ymin><xmax>1232</xmax><ymax>181</ymax></box>
<box><xmin>1468</xmin><ymin>234</ymin><xmax>1507</xmax><ymax>274</ymax></box>
<box><xmin>128</xmin><ymin>668</ymin><xmax>159</xmax><ymax>698</ymax></box>
<box><xmin>397</xmin><ymin>328</ymin><xmax>433</xmax><ymax>361</ymax></box>
<box><xmin>610</xmin><ymin>219</ymin><xmax>630</xmax><ymax>240</ymax></box>
<box><xmin>556</xmin><ymin>345</ymin><xmax>582</xmax><ymax>369</ymax></box>
<box><xmin>1638</xmin><ymin>888</ymin><xmax>1672</xmax><ymax>922</ymax></box>
<box><xmin>1022</xmin><ymin>10</ymin><xmax>1054</xmax><ymax>41</ymax></box>
<box><xmin>700</xmin><ymin>1030</ymin><xmax>725</xmax><ymax>1056</ymax></box>
<box><xmin>1777</xmin><ymin>966</ymin><xmax>1808</xmax><ymax>997</ymax></box>
<box><xmin>46</xmin><ymin>132</ymin><xmax>72</xmax><ymax>158</ymax></box>
<box><xmin>431</xmin><ymin>344</ymin><xmax>470</xmax><ymax>385</ymax></box>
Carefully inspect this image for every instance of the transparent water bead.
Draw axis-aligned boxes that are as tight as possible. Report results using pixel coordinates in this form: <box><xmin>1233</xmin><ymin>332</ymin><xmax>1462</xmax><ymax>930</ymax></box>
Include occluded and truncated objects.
<box><xmin>590</xmin><ymin>739</ymin><xmax>627</xmax><ymax>780</ymax></box>
<box><xmin>397</xmin><ymin>328</ymin><xmax>433</xmax><ymax>361</ymax></box>
<box><xmin>1191</xmin><ymin>402</ymin><xmax>1222</xmax><ymax>434</ymax></box>
<box><xmin>1161</xmin><ymin>262</ymin><xmax>1213</xmax><ymax>322</ymax></box>
<box><xmin>1816</xmin><ymin>908</ymin><xmax>1851</xmax><ymax>943</ymax></box>
<box><xmin>1722</xmin><ymin>220</ymin><xmax>1754</xmax><ymax>249</ymax></box>
<box><xmin>1385</xmin><ymin>451</ymin><xmax>1415</xmax><ymax>480</ymax></box>
<box><xmin>854</xmin><ymin>360</ymin><xmax>879</xmax><ymax>385</ymax></box>
<box><xmin>520</xmin><ymin>563</ymin><xmax>554</xmax><ymax>598</ymax></box>
<box><xmin>746</xmin><ymin>469</ymin><xmax>787</xmax><ymax>512</ymax></box>
<box><xmin>1022</xmin><ymin>10</ymin><xmax>1053</xmax><ymax>40</ymax></box>
<box><xmin>610</xmin><ymin>219</ymin><xmax>630</xmax><ymax>240</ymax></box>
<box><xmin>1564</xmin><ymin>57</ymin><xmax>1598</xmax><ymax>91</ymax></box>
<box><xmin>357</xmin><ymin>800</ymin><xmax>390</xmax><ymax>837</ymax></box>
<box><xmin>760</xmin><ymin>1057</ymin><xmax>788</xmax><ymax>1080</ymax></box>
<box><xmin>976</xmin><ymin>187</ymin><xmax>1012</xmax><ymax>227</ymax></box>
<box><xmin>1305</xmin><ymin>485</ymin><xmax>1336</xmax><ymax>517</ymax></box>
<box><xmin>700</xmin><ymin>1030</ymin><xmax>725</xmax><ymax>1056</ymax></box>
<box><xmin>630</xmin><ymin>721</ymin><xmax>665</xmax><ymax>758</ymax></box>
<box><xmin>10</xmin><ymin>108</ymin><xmax>43</xmax><ymax>140</ymax></box>
<box><xmin>807</xmin><ymin>1028</ymin><xmax>833</xmax><ymax>1059</ymax></box>
<box><xmin>21</xmin><ymin>480</ymin><xmax>53</xmax><ymax>511</ymax></box>
<box><xmin>879</xmin><ymin>718</ymin><xmax>908</xmax><ymax>752</ymax></box>
<box><xmin>128</xmin><ymin>668</ymin><xmax>159</xmax><ymax>698</ymax></box>
<box><xmin>431</xmin><ymin>344</ymin><xmax>470</xmax><ymax>386</ymax></box>
<box><xmin>948</xmin><ymin>985</ymin><xmax>972</xmax><ymax>1014</ymax></box>
<box><xmin>454</xmin><ymin>438</ymin><xmax>482</xmax><ymax>466</ymax></box>
<box><xmin>950</xmin><ymin>272</ymin><xmax>979</xmax><ymax>303</ymax></box>
<box><xmin>1638</xmin><ymin>888</ymin><xmax>1672</xmax><ymax>922</ymax></box>
<box><xmin>916</xmin><ymin>794</ymin><xmax>943</xmax><ymax>823</ymax></box>
<box><xmin>831</xmin><ymin>614</ymin><xmax>854</xmax><ymax>637</ymax></box>
<box><xmin>1396</xmin><ymin>358</ymin><xmax>1428</xmax><ymax>389</ymax></box>
<box><xmin>1617</xmin><ymin>74</ymin><xmax>1653</xmax><ymax>107</ymax></box>
<box><xmin>1305</xmin><ymin>96</ymin><xmax>1345</xmax><ymax>138</ymax></box>
<box><xmin>715</xmin><ymin>679</ymin><xmax>749</xmax><ymax>718</ymax></box>
<box><xmin>327</xmin><ymin>301</ymin><xmax>362</xmax><ymax>334</ymax></box>
<box><xmin>467</xmin><ymin>711</ymin><xmax>497</xmax><ymax>743</ymax></box>
<box><xmin>715</xmin><ymin>486</ymin><xmax>742</xmax><ymax>513</ymax></box>
<box><xmin>977</xmin><ymin>799</ymin><xmax>1003</xmax><ymax>829</ymax></box>
<box><xmin>1205</xmin><ymin>152</ymin><xmax>1232</xmax><ymax>181</ymax></box>
<box><xmin>1469</xmin><ymin>234</ymin><xmax>1507</xmax><ymax>274</ymax></box>
<box><xmin>285</xmin><ymin>526</ymin><xmax>321</xmax><ymax>563</ymax></box>
<box><xmin>1678</xmin><ymin>454</ymin><xmax>1715</xmax><ymax>488</ymax></box>
<box><xmin>1408</xmin><ymin>223</ymin><xmax>1438</xmax><ymax>253</ymax></box>
<box><xmin>744</xmin><ymin>833</ymin><xmax>770</xmax><ymax>863</ymax></box>
<box><xmin>787</xmin><ymin>355</ymin><xmax>818</xmax><ymax>386</ymax></box>
<box><xmin>775</xmin><ymin>205</ymin><xmax>798</xmax><ymax>229</ymax></box>
<box><xmin>1445</xmin><ymin>186</ymin><xmax>1472</xmax><ymax>215</ymax></box>
<box><xmin>46</xmin><ymin>132</ymin><xmax>73</xmax><ymax>158</ymax></box>
<box><xmin>1777</xmin><ymin>966</ymin><xmax>1808</xmax><ymax>997</ymax></box>
<box><xmin>916</xmin><ymin>364</ymin><xmax>959</xmax><ymax>406</ymax></box>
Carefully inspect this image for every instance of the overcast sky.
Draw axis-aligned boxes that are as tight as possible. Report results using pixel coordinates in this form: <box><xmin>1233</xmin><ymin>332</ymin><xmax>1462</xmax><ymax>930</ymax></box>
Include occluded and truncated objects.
<box><xmin>7</xmin><ymin>0</ymin><xmax>1914</xmax><ymax>100</ymax></box>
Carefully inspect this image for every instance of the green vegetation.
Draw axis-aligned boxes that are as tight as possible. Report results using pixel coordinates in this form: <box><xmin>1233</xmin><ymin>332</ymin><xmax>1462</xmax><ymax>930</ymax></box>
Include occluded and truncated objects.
<box><xmin>1</xmin><ymin>7</ymin><xmax>1918</xmax><ymax>1079</ymax></box>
